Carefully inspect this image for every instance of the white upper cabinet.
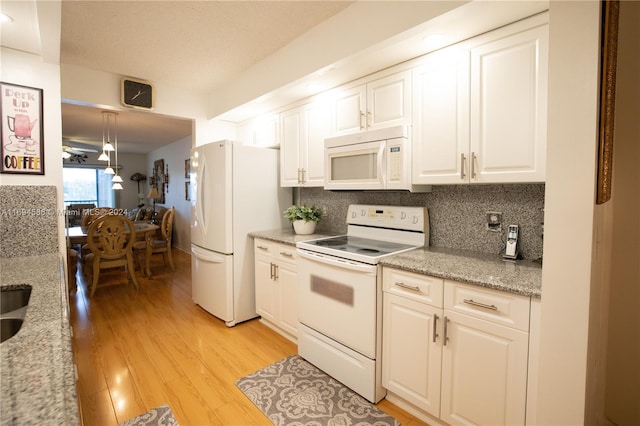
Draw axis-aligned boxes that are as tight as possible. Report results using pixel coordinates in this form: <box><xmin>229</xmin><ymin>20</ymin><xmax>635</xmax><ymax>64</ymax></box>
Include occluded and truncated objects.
<box><xmin>469</xmin><ymin>19</ymin><xmax>548</xmax><ymax>183</ymax></box>
<box><xmin>332</xmin><ymin>70</ymin><xmax>411</xmax><ymax>136</ymax></box>
<box><xmin>280</xmin><ymin>99</ymin><xmax>332</xmax><ymax>187</ymax></box>
<box><xmin>412</xmin><ymin>14</ymin><xmax>548</xmax><ymax>185</ymax></box>
<box><xmin>412</xmin><ymin>46</ymin><xmax>471</xmax><ymax>184</ymax></box>
<box><xmin>238</xmin><ymin>113</ymin><xmax>280</xmax><ymax>148</ymax></box>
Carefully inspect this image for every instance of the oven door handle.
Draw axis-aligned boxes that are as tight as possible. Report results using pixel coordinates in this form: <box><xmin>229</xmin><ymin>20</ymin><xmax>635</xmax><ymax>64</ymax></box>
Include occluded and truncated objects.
<box><xmin>296</xmin><ymin>249</ymin><xmax>377</xmax><ymax>274</ymax></box>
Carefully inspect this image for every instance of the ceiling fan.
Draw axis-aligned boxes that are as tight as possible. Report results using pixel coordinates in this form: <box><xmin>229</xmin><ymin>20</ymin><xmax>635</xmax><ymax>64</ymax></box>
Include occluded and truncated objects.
<box><xmin>62</xmin><ymin>140</ymin><xmax>99</xmax><ymax>162</ymax></box>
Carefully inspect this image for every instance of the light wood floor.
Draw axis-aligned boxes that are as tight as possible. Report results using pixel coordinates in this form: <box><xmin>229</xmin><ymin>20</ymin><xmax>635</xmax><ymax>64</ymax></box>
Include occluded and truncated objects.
<box><xmin>70</xmin><ymin>248</ymin><xmax>429</xmax><ymax>426</ymax></box>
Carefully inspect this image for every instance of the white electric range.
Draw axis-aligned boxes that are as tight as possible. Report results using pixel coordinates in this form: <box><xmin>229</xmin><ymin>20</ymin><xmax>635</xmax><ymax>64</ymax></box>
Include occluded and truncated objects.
<box><xmin>296</xmin><ymin>204</ymin><xmax>428</xmax><ymax>403</ymax></box>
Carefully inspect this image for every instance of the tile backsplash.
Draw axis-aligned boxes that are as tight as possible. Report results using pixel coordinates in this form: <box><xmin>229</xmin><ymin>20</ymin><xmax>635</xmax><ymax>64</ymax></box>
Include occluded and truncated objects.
<box><xmin>0</xmin><ymin>186</ymin><xmax>59</xmax><ymax>258</ymax></box>
<box><xmin>298</xmin><ymin>184</ymin><xmax>545</xmax><ymax>260</ymax></box>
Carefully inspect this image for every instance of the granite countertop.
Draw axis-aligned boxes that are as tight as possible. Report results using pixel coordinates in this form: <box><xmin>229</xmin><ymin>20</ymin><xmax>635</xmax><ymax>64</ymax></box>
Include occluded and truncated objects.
<box><xmin>250</xmin><ymin>229</ymin><xmax>542</xmax><ymax>299</ymax></box>
<box><xmin>249</xmin><ymin>228</ymin><xmax>336</xmax><ymax>246</ymax></box>
<box><xmin>379</xmin><ymin>246</ymin><xmax>542</xmax><ymax>299</ymax></box>
<box><xmin>0</xmin><ymin>254</ymin><xmax>80</xmax><ymax>425</ymax></box>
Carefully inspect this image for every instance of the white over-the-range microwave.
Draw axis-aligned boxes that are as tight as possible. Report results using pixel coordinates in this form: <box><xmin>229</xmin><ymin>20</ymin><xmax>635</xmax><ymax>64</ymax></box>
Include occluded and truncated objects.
<box><xmin>324</xmin><ymin>125</ymin><xmax>431</xmax><ymax>192</ymax></box>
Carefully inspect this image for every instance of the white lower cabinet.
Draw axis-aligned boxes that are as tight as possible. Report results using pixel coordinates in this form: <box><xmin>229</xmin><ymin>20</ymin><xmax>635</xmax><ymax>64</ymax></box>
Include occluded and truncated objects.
<box><xmin>382</xmin><ymin>267</ymin><xmax>531</xmax><ymax>425</ymax></box>
<box><xmin>383</xmin><ymin>293</ymin><xmax>443</xmax><ymax>416</ymax></box>
<box><xmin>254</xmin><ymin>239</ymin><xmax>298</xmax><ymax>342</ymax></box>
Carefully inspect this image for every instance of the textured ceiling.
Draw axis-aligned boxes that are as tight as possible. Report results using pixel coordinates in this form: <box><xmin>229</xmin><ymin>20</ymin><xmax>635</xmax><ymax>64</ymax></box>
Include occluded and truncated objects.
<box><xmin>56</xmin><ymin>1</ymin><xmax>352</xmax><ymax>153</ymax></box>
<box><xmin>60</xmin><ymin>1</ymin><xmax>353</xmax><ymax>93</ymax></box>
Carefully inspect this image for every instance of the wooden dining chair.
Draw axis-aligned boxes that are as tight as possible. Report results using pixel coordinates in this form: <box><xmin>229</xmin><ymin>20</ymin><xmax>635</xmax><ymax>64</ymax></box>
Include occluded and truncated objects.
<box><xmin>80</xmin><ymin>207</ymin><xmax>123</xmax><ymax>257</ymax></box>
<box><xmin>83</xmin><ymin>214</ymin><xmax>139</xmax><ymax>298</ymax></box>
<box><xmin>133</xmin><ymin>206</ymin><xmax>175</xmax><ymax>272</ymax></box>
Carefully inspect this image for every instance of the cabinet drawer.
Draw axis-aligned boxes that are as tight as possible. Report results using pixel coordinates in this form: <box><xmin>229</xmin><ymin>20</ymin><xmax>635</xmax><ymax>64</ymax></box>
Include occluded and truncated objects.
<box><xmin>383</xmin><ymin>268</ymin><xmax>443</xmax><ymax>308</ymax></box>
<box><xmin>445</xmin><ymin>281</ymin><xmax>530</xmax><ymax>331</ymax></box>
<box><xmin>275</xmin><ymin>244</ymin><xmax>297</xmax><ymax>264</ymax></box>
<box><xmin>254</xmin><ymin>239</ymin><xmax>274</xmax><ymax>255</ymax></box>
<box><xmin>254</xmin><ymin>239</ymin><xmax>297</xmax><ymax>264</ymax></box>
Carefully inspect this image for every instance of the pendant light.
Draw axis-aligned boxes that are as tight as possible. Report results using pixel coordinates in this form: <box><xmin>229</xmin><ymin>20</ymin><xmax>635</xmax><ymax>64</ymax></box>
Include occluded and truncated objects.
<box><xmin>98</xmin><ymin>112</ymin><xmax>110</xmax><ymax>162</ymax></box>
<box><xmin>109</xmin><ymin>112</ymin><xmax>123</xmax><ymax>190</ymax></box>
<box><xmin>99</xmin><ymin>111</ymin><xmax>115</xmax><ymax>176</ymax></box>
<box><xmin>103</xmin><ymin>111</ymin><xmax>115</xmax><ymax>152</ymax></box>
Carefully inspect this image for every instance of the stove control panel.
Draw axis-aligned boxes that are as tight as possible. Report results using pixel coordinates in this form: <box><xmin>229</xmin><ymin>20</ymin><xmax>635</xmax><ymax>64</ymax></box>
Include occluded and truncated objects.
<box><xmin>346</xmin><ymin>204</ymin><xmax>427</xmax><ymax>233</ymax></box>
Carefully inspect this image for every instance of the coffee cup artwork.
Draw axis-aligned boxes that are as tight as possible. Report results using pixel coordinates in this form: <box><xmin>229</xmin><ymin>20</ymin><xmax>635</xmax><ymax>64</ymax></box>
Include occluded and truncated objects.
<box><xmin>1</xmin><ymin>82</ymin><xmax>44</xmax><ymax>175</ymax></box>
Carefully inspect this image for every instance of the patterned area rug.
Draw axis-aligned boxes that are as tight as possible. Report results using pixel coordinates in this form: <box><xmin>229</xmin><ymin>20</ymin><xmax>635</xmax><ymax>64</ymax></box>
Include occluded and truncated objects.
<box><xmin>236</xmin><ymin>355</ymin><xmax>399</xmax><ymax>426</ymax></box>
<box><xmin>118</xmin><ymin>404</ymin><xmax>179</xmax><ymax>426</ymax></box>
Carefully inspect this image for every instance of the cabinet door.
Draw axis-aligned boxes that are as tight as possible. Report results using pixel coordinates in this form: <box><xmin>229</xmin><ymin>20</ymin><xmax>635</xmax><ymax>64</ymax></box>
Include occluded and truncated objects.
<box><xmin>280</xmin><ymin>108</ymin><xmax>303</xmax><ymax>187</ymax></box>
<box><xmin>382</xmin><ymin>293</ymin><xmax>442</xmax><ymax>417</ymax></box>
<box><xmin>332</xmin><ymin>84</ymin><xmax>366</xmax><ymax>136</ymax></box>
<box><xmin>441</xmin><ymin>310</ymin><xmax>528</xmax><ymax>426</ymax></box>
<box><xmin>254</xmin><ymin>244</ymin><xmax>276</xmax><ymax>322</ymax></box>
<box><xmin>277</xmin><ymin>260</ymin><xmax>298</xmax><ymax>337</ymax></box>
<box><xmin>470</xmin><ymin>24</ymin><xmax>548</xmax><ymax>183</ymax></box>
<box><xmin>412</xmin><ymin>48</ymin><xmax>470</xmax><ymax>184</ymax></box>
<box><xmin>302</xmin><ymin>100</ymin><xmax>332</xmax><ymax>186</ymax></box>
<box><xmin>253</xmin><ymin>114</ymin><xmax>280</xmax><ymax>148</ymax></box>
<box><xmin>367</xmin><ymin>70</ymin><xmax>412</xmax><ymax>131</ymax></box>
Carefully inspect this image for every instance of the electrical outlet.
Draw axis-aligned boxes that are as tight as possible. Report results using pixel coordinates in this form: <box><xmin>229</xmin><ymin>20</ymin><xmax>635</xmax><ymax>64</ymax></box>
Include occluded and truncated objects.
<box><xmin>322</xmin><ymin>206</ymin><xmax>329</xmax><ymax>217</ymax></box>
<box><xmin>486</xmin><ymin>211</ymin><xmax>502</xmax><ymax>232</ymax></box>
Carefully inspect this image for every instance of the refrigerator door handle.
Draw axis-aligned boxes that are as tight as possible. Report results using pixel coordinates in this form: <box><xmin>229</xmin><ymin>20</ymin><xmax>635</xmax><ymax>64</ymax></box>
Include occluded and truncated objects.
<box><xmin>191</xmin><ymin>245</ymin><xmax>225</xmax><ymax>263</ymax></box>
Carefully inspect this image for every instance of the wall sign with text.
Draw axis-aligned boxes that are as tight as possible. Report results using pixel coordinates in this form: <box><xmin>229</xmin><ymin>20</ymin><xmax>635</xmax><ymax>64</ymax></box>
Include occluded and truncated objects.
<box><xmin>1</xmin><ymin>82</ymin><xmax>44</xmax><ymax>175</ymax></box>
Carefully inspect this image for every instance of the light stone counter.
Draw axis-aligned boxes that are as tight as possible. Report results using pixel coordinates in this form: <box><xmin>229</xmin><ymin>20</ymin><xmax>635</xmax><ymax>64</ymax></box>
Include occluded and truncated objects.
<box><xmin>379</xmin><ymin>246</ymin><xmax>542</xmax><ymax>299</ymax></box>
<box><xmin>250</xmin><ymin>229</ymin><xmax>542</xmax><ymax>299</ymax></box>
<box><xmin>249</xmin><ymin>228</ymin><xmax>336</xmax><ymax>246</ymax></box>
<box><xmin>0</xmin><ymin>254</ymin><xmax>80</xmax><ymax>425</ymax></box>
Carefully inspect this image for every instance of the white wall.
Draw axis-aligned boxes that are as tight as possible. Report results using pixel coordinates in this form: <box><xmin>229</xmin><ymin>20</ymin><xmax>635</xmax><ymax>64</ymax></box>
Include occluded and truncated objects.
<box><xmin>536</xmin><ymin>2</ymin><xmax>601</xmax><ymax>423</ymax></box>
<box><xmin>113</xmin><ymin>152</ymin><xmax>148</xmax><ymax>209</ymax></box>
<box><xmin>604</xmin><ymin>1</ymin><xmax>640</xmax><ymax>423</ymax></box>
<box><xmin>146</xmin><ymin>136</ymin><xmax>192</xmax><ymax>252</ymax></box>
<box><xmin>0</xmin><ymin>46</ymin><xmax>66</xmax><ymax>255</ymax></box>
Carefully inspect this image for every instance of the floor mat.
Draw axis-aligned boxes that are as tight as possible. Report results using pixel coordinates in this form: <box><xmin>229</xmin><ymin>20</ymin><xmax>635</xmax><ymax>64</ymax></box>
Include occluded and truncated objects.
<box><xmin>118</xmin><ymin>404</ymin><xmax>178</xmax><ymax>426</ymax></box>
<box><xmin>236</xmin><ymin>355</ymin><xmax>399</xmax><ymax>426</ymax></box>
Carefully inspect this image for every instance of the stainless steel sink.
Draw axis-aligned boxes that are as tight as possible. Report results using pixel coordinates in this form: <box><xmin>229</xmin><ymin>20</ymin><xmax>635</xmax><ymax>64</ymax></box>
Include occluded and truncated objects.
<box><xmin>1</xmin><ymin>286</ymin><xmax>32</xmax><ymax>315</ymax></box>
<box><xmin>1</xmin><ymin>318</ymin><xmax>25</xmax><ymax>343</ymax></box>
<box><xmin>0</xmin><ymin>285</ymin><xmax>32</xmax><ymax>343</ymax></box>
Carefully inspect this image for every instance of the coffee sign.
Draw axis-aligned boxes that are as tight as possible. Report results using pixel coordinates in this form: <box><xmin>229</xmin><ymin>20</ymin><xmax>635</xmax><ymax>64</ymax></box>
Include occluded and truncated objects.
<box><xmin>1</xmin><ymin>82</ymin><xmax>44</xmax><ymax>175</ymax></box>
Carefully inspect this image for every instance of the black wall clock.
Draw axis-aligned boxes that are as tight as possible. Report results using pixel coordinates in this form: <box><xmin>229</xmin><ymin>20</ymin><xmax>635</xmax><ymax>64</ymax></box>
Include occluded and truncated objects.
<box><xmin>121</xmin><ymin>78</ymin><xmax>154</xmax><ymax>110</ymax></box>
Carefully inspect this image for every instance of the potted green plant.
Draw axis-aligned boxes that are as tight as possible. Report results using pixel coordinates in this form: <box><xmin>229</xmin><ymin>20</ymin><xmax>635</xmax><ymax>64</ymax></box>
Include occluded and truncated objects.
<box><xmin>284</xmin><ymin>204</ymin><xmax>324</xmax><ymax>235</ymax></box>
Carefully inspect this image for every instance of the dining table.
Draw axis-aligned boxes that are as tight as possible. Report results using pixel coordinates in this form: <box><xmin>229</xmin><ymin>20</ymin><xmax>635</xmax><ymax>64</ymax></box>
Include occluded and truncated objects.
<box><xmin>66</xmin><ymin>221</ymin><xmax>160</xmax><ymax>278</ymax></box>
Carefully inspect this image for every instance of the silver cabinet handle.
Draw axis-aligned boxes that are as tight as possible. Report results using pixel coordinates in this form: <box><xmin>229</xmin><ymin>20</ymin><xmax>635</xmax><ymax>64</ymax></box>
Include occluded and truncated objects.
<box><xmin>360</xmin><ymin>111</ymin><xmax>366</xmax><ymax>130</ymax></box>
<box><xmin>433</xmin><ymin>314</ymin><xmax>439</xmax><ymax>343</ymax></box>
<box><xmin>394</xmin><ymin>281</ymin><xmax>421</xmax><ymax>292</ymax></box>
<box><xmin>367</xmin><ymin>110</ymin><xmax>372</xmax><ymax>127</ymax></box>
<box><xmin>471</xmin><ymin>152</ymin><xmax>477</xmax><ymax>179</ymax></box>
<box><xmin>257</xmin><ymin>245</ymin><xmax>269</xmax><ymax>251</ymax></box>
<box><xmin>297</xmin><ymin>168</ymin><xmax>303</xmax><ymax>184</ymax></box>
<box><xmin>273</xmin><ymin>264</ymin><xmax>279</xmax><ymax>280</ymax></box>
<box><xmin>280</xmin><ymin>252</ymin><xmax>293</xmax><ymax>258</ymax></box>
<box><xmin>463</xmin><ymin>298</ymin><xmax>498</xmax><ymax>311</ymax></box>
<box><xmin>460</xmin><ymin>153</ymin><xmax>466</xmax><ymax>180</ymax></box>
<box><xmin>443</xmin><ymin>316</ymin><xmax>450</xmax><ymax>346</ymax></box>
<box><xmin>269</xmin><ymin>262</ymin><xmax>275</xmax><ymax>280</ymax></box>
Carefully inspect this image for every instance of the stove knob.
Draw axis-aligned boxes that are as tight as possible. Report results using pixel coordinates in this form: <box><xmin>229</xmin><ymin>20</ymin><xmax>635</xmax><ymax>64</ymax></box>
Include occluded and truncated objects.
<box><xmin>400</xmin><ymin>212</ymin><xmax>407</xmax><ymax>220</ymax></box>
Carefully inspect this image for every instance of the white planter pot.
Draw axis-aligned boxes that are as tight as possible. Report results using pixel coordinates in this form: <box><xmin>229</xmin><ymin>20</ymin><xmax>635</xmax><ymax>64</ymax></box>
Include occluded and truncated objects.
<box><xmin>293</xmin><ymin>220</ymin><xmax>316</xmax><ymax>235</ymax></box>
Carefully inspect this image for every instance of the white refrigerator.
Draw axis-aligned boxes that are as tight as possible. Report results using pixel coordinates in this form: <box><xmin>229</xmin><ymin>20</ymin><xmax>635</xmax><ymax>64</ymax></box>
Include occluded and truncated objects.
<box><xmin>190</xmin><ymin>140</ymin><xmax>291</xmax><ymax>326</ymax></box>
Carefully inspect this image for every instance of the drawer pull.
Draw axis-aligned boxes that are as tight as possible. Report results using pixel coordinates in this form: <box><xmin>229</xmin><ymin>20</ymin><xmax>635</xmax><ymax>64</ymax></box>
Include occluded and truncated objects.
<box><xmin>394</xmin><ymin>281</ymin><xmax>421</xmax><ymax>292</ymax></box>
<box><xmin>463</xmin><ymin>298</ymin><xmax>498</xmax><ymax>311</ymax></box>
<box><xmin>257</xmin><ymin>245</ymin><xmax>269</xmax><ymax>251</ymax></box>
<box><xmin>280</xmin><ymin>252</ymin><xmax>293</xmax><ymax>258</ymax></box>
